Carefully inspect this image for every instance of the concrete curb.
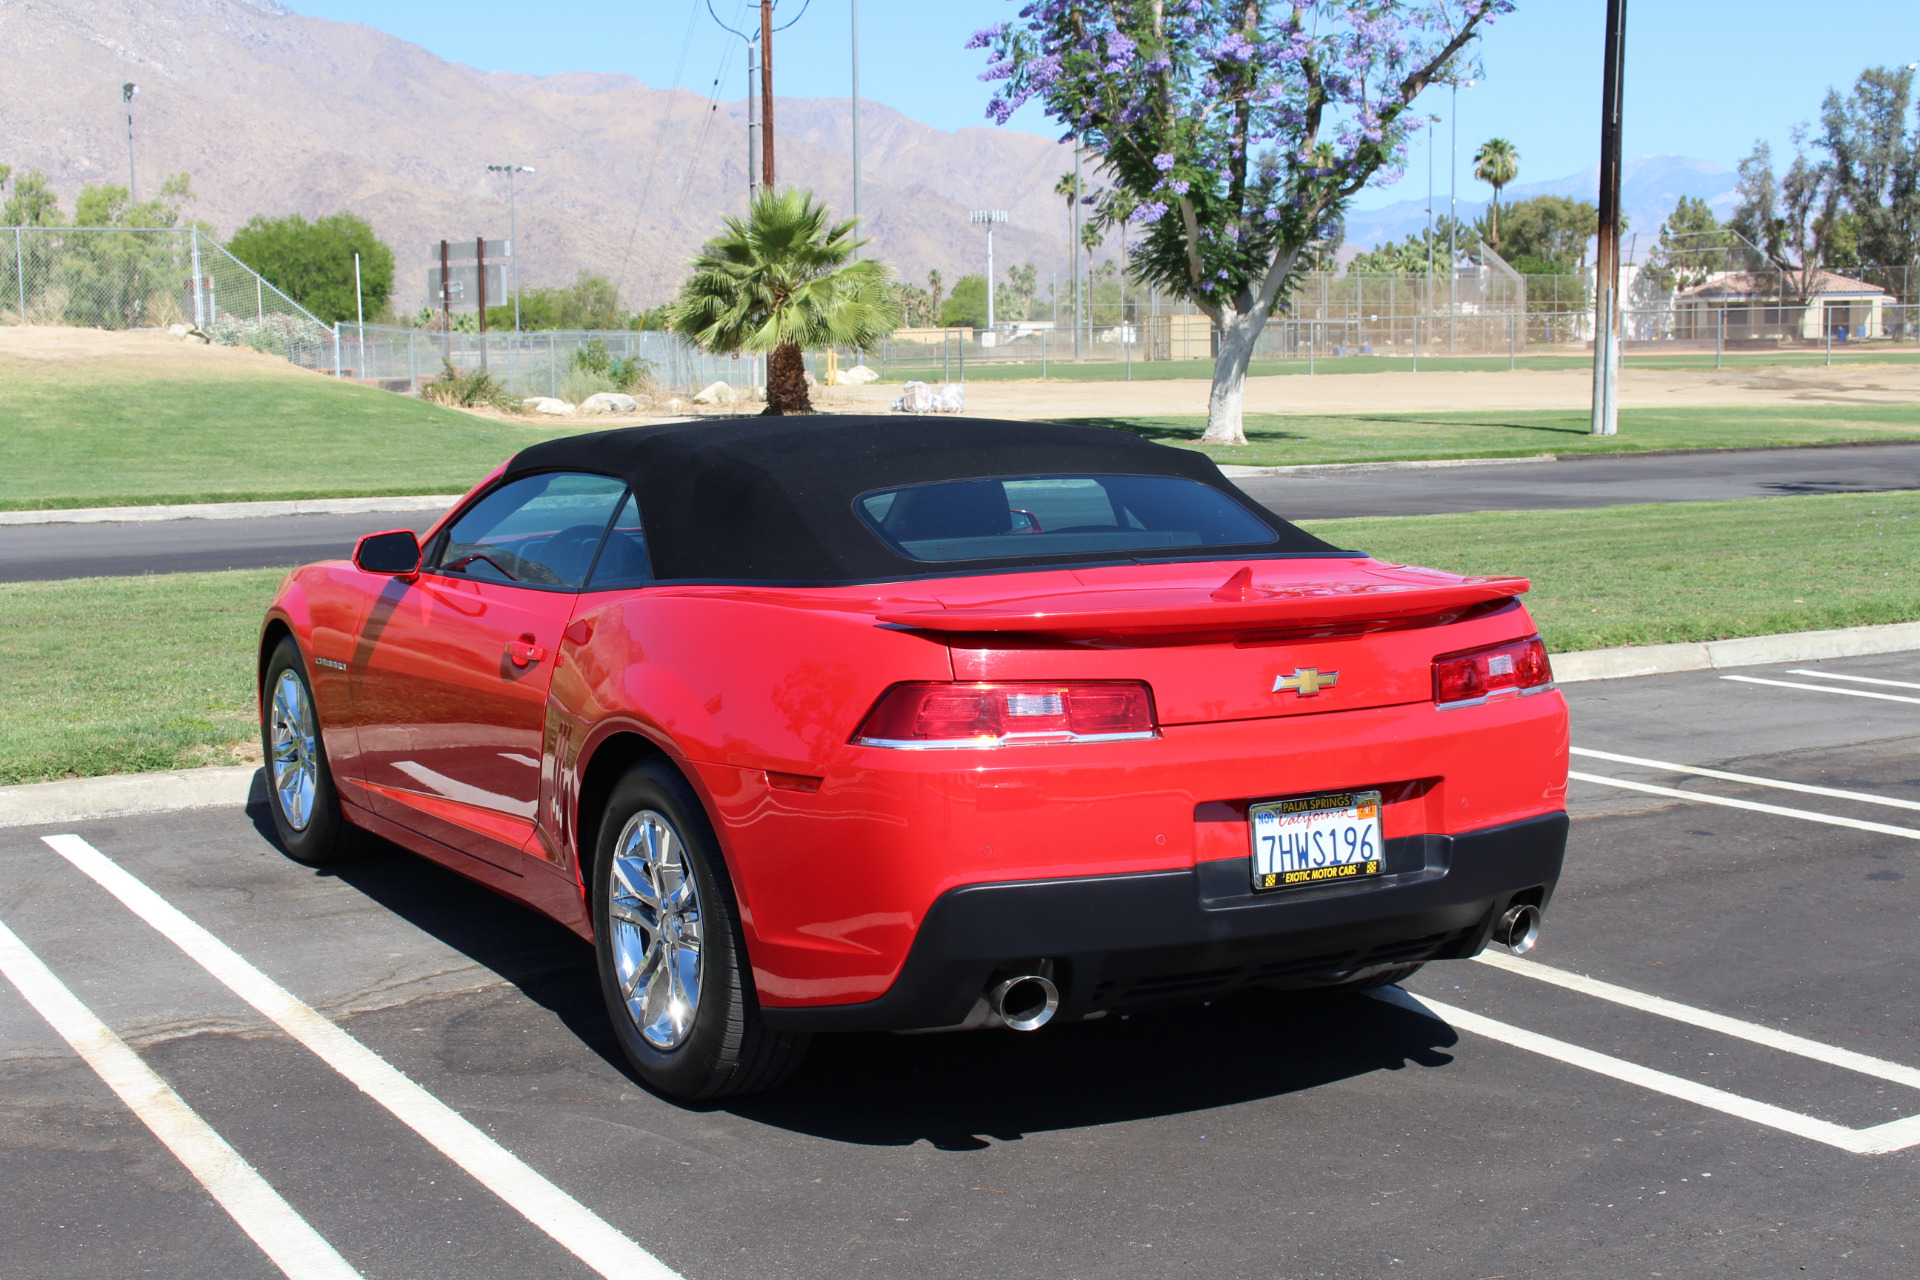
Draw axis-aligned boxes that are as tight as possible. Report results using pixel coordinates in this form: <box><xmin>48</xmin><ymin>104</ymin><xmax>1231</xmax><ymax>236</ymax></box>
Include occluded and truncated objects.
<box><xmin>0</xmin><ymin>767</ymin><xmax>260</xmax><ymax>829</ymax></box>
<box><xmin>0</xmin><ymin>495</ymin><xmax>462</xmax><ymax>527</ymax></box>
<box><xmin>1220</xmin><ymin>454</ymin><xmax>1555</xmax><ymax>479</ymax></box>
<box><xmin>1552</xmin><ymin>620</ymin><xmax>1920</xmax><ymax>683</ymax></box>
<box><xmin>7</xmin><ymin>619</ymin><xmax>1919</xmax><ymax>827</ymax></box>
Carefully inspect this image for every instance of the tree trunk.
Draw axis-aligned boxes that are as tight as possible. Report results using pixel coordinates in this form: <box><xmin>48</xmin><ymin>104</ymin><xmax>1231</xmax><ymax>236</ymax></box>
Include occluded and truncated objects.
<box><xmin>1200</xmin><ymin>312</ymin><xmax>1262</xmax><ymax>445</ymax></box>
<box><xmin>763</xmin><ymin>341</ymin><xmax>813</xmax><ymax>415</ymax></box>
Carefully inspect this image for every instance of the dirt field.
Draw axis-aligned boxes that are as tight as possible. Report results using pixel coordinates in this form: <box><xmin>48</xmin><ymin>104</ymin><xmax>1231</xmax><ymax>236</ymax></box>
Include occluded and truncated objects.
<box><xmin>0</xmin><ymin>324</ymin><xmax>319</xmax><ymax>381</ymax></box>
<box><xmin>8</xmin><ymin>325</ymin><xmax>1918</xmax><ymax>425</ymax></box>
<box><xmin>811</xmin><ymin>362</ymin><xmax>1920</xmax><ymax>419</ymax></box>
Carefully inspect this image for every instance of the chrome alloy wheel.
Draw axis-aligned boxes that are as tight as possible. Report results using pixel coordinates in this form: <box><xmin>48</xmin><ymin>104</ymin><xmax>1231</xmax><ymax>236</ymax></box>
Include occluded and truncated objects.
<box><xmin>269</xmin><ymin>669</ymin><xmax>318</xmax><ymax>832</ymax></box>
<box><xmin>608</xmin><ymin>810</ymin><xmax>705</xmax><ymax>1050</ymax></box>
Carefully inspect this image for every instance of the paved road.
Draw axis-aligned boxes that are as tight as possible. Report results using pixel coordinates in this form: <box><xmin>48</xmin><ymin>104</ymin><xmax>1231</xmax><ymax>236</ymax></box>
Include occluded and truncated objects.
<box><xmin>0</xmin><ymin>509</ymin><xmax>440</xmax><ymax>582</ymax></box>
<box><xmin>6</xmin><ymin>654</ymin><xmax>1920</xmax><ymax>1278</ymax></box>
<box><xmin>4</xmin><ymin>443</ymin><xmax>1920</xmax><ymax>582</ymax></box>
<box><xmin>1238</xmin><ymin>440</ymin><xmax>1920</xmax><ymax>520</ymax></box>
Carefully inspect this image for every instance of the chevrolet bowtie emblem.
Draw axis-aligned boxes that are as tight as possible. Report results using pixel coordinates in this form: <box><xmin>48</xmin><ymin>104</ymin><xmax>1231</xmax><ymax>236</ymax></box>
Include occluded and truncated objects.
<box><xmin>1274</xmin><ymin>667</ymin><xmax>1339</xmax><ymax>696</ymax></box>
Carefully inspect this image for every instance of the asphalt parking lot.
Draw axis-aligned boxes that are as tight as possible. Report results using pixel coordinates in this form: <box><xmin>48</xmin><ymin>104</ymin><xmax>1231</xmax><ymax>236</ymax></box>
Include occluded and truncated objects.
<box><xmin>5</xmin><ymin>654</ymin><xmax>1920</xmax><ymax>1279</ymax></box>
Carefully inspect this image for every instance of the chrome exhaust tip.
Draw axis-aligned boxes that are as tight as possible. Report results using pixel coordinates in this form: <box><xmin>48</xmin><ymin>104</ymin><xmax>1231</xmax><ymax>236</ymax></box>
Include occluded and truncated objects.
<box><xmin>988</xmin><ymin>974</ymin><xmax>1060</xmax><ymax>1031</ymax></box>
<box><xmin>1495</xmin><ymin>903</ymin><xmax>1543</xmax><ymax>955</ymax></box>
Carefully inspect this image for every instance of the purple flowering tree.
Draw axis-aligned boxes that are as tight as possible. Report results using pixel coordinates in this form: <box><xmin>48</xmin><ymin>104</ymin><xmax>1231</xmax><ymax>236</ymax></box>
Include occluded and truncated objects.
<box><xmin>971</xmin><ymin>1</ymin><xmax>1511</xmax><ymax>444</ymax></box>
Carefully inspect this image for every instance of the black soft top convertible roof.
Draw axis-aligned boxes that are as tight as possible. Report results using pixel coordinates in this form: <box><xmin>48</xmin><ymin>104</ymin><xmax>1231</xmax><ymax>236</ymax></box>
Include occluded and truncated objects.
<box><xmin>501</xmin><ymin>415</ymin><xmax>1341</xmax><ymax>584</ymax></box>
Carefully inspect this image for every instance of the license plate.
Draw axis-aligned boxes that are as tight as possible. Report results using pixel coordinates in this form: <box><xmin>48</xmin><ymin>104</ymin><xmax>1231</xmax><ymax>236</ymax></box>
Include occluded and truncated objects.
<box><xmin>1249</xmin><ymin>790</ymin><xmax>1384</xmax><ymax>891</ymax></box>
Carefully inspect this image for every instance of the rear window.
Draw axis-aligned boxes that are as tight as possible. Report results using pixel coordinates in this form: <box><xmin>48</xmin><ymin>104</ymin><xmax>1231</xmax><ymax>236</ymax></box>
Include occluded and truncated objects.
<box><xmin>856</xmin><ymin>474</ymin><xmax>1279</xmax><ymax>563</ymax></box>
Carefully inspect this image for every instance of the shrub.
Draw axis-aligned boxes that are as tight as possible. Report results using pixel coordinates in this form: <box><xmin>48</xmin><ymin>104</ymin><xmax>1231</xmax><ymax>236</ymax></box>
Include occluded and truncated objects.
<box><xmin>422</xmin><ymin>360</ymin><xmax>513</xmax><ymax>409</ymax></box>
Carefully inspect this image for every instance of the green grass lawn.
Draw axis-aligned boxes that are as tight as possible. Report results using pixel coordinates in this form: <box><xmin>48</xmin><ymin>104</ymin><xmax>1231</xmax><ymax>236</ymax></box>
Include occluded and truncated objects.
<box><xmin>881</xmin><ymin>347</ymin><xmax>1920</xmax><ymax>383</ymax></box>
<box><xmin>0</xmin><ymin>355</ymin><xmax>577</xmax><ymax>510</ymax></box>
<box><xmin>1065</xmin><ymin>403</ymin><xmax>1920</xmax><ymax>468</ymax></box>
<box><xmin>0</xmin><ymin>568</ymin><xmax>284</xmax><ymax>784</ymax></box>
<box><xmin>7</xmin><ymin>489</ymin><xmax>1920</xmax><ymax>783</ymax></box>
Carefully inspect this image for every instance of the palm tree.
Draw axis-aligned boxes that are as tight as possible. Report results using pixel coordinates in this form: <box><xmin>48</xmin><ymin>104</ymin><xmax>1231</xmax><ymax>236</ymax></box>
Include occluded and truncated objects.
<box><xmin>1473</xmin><ymin>138</ymin><xmax>1520</xmax><ymax>250</ymax></box>
<box><xmin>668</xmin><ymin>189</ymin><xmax>899</xmax><ymax>415</ymax></box>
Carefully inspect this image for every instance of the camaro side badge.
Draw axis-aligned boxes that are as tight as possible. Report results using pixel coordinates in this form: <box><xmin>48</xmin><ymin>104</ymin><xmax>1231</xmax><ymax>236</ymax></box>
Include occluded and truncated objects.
<box><xmin>1274</xmin><ymin>668</ymin><xmax>1339</xmax><ymax>696</ymax></box>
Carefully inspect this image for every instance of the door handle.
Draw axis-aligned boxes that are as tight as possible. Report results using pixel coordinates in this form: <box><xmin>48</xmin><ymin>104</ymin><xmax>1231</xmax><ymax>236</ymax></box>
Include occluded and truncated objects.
<box><xmin>508</xmin><ymin>641</ymin><xmax>547</xmax><ymax>668</ymax></box>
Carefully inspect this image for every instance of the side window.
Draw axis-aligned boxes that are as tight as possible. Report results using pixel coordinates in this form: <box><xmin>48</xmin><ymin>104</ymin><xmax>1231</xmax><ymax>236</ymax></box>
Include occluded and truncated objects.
<box><xmin>431</xmin><ymin>472</ymin><xmax>625</xmax><ymax>589</ymax></box>
<box><xmin>584</xmin><ymin>491</ymin><xmax>651</xmax><ymax>590</ymax></box>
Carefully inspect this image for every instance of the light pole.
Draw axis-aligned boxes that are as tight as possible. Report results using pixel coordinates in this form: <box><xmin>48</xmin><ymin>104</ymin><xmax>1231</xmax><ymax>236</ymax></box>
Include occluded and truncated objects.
<box><xmin>851</xmin><ymin>0</ymin><xmax>862</xmax><ymax>256</ymax></box>
<box><xmin>970</xmin><ymin>210</ymin><xmax>1008</xmax><ymax>335</ymax></box>
<box><xmin>487</xmin><ymin>164</ymin><xmax>535</xmax><ymax>332</ymax></box>
<box><xmin>1449</xmin><ymin>77</ymin><xmax>1474</xmax><ymax>352</ymax></box>
<box><xmin>122</xmin><ymin>83</ymin><xmax>138</xmax><ymax>203</ymax></box>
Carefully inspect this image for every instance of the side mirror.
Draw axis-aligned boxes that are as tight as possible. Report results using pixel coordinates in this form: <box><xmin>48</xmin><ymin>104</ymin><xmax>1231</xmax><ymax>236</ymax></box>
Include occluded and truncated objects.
<box><xmin>353</xmin><ymin>529</ymin><xmax>421</xmax><ymax>576</ymax></box>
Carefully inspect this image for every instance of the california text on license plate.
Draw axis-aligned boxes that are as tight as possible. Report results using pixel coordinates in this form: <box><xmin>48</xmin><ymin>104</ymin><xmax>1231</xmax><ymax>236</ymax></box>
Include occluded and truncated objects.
<box><xmin>1249</xmin><ymin>790</ymin><xmax>1384</xmax><ymax>891</ymax></box>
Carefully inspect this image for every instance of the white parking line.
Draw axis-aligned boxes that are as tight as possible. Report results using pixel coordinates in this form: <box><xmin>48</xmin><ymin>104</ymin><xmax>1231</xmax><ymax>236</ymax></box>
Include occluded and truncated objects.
<box><xmin>1786</xmin><ymin>669</ymin><xmax>1920</xmax><ymax>692</ymax></box>
<box><xmin>1567</xmin><ymin>770</ymin><xmax>1920</xmax><ymax>840</ymax></box>
<box><xmin>1474</xmin><ymin>951</ymin><xmax>1920</xmax><ymax>1090</ymax></box>
<box><xmin>1372</xmin><ymin>986</ymin><xmax>1920</xmax><ymax>1155</ymax></box>
<box><xmin>40</xmin><ymin>835</ymin><xmax>681</xmax><ymax>1280</ymax></box>
<box><xmin>1722</xmin><ymin>675</ymin><xmax>1920</xmax><ymax>705</ymax></box>
<box><xmin>1569</xmin><ymin>746</ymin><xmax>1920</xmax><ymax>813</ymax></box>
<box><xmin>0</xmin><ymin>918</ymin><xmax>362</xmax><ymax>1280</ymax></box>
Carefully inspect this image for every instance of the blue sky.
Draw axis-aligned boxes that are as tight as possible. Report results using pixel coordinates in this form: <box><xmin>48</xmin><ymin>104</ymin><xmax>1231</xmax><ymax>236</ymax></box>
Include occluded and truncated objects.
<box><xmin>293</xmin><ymin>0</ymin><xmax>1918</xmax><ymax>208</ymax></box>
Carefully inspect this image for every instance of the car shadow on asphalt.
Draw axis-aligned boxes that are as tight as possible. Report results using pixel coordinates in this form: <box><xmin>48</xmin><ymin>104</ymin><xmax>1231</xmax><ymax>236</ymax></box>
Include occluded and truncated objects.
<box><xmin>248</xmin><ymin>801</ymin><xmax>1462</xmax><ymax>1144</ymax></box>
<box><xmin>725</xmin><ymin>994</ymin><xmax>1459</xmax><ymax>1149</ymax></box>
<box><xmin>245</xmin><ymin>800</ymin><xmax>627</xmax><ymax>1075</ymax></box>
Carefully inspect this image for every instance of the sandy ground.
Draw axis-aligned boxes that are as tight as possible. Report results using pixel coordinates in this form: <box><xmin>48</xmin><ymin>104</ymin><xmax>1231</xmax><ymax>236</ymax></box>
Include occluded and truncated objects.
<box><xmin>0</xmin><ymin>324</ymin><xmax>314</xmax><ymax>379</ymax></box>
<box><xmin>810</xmin><ymin>362</ymin><xmax>1920</xmax><ymax>419</ymax></box>
<box><xmin>7</xmin><ymin>324</ymin><xmax>1918</xmax><ymax>418</ymax></box>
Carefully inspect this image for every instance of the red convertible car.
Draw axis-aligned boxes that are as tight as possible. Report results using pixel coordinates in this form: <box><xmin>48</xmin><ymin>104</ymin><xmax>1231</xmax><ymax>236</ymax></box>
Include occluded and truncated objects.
<box><xmin>259</xmin><ymin>417</ymin><xmax>1568</xmax><ymax>1099</ymax></box>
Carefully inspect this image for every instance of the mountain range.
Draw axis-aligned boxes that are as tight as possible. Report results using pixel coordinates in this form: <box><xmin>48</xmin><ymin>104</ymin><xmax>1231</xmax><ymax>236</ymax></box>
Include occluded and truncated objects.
<box><xmin>5</xmin><ymin>0</ymin><xmax>1741</xmax><ymax>311</ymax></box>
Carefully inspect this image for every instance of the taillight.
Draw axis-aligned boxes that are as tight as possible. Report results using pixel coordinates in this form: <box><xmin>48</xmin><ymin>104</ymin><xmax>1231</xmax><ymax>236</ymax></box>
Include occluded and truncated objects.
<box><xmin>853</xmin><ymin>682</ymin><xmax>1157</xmax><ymax>749</ymax></box>
<box><xmin>1433</xmin><ymin>636</ymin><xmax>1554</xmax><ymax>709</ymax></box>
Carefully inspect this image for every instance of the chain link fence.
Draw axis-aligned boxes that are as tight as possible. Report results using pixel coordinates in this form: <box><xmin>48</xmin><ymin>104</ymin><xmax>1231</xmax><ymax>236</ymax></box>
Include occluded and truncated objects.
<box><xmin>320</xmin><ymin>324</ymin><xmax>769</xmax><ymax>398</ymax></box>
<box><xmin>1</xmin><ymin>226</ymin><xmax>335</xmax><ymax>358</ymax></box>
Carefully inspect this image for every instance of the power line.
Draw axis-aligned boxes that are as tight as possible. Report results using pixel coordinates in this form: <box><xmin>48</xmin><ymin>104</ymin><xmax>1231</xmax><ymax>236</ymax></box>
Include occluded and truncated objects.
<box><xmin>612</xmin><ymin>0</ymin><xmax>705</xmax><ymax>300</ymax></box>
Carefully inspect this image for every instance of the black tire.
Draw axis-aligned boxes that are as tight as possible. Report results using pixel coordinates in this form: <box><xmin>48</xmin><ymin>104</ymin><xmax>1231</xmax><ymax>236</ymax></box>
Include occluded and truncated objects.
<box><xmin>260</xmin><ymin>637</ymin><xmax>373</xmax><ymax>867</ymax></box>
<box><xmin>1329</xmin><ymin>962</ymin><xmax>1424</xmax><ymax>993</ymax></box>
<box><xmin>591</xmin><ymin>760</ymin><xmax>808</xmax><ymax>1100</ymax></box>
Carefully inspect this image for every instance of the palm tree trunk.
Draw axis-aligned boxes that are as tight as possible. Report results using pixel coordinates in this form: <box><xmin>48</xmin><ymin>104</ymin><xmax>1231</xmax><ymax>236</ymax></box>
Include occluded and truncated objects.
<box><xmin>764</xmin><ymin>341</ymin><xmax>813</xmax><ymax>415</ymax></box>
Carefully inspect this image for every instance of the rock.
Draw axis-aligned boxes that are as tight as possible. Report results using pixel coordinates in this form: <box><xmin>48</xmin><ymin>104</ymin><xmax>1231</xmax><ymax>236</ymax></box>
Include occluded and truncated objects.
<box><xmin>665</xmin><ymin>398</ymin><xmax>687</xmax><ymax>412</ymax></box>
<box><xmin>691</xmin><ymin>381</ymin><xmax>734</xmax><ymax>406</ymax></box>
<box><xmin>522</xmin><ymin>396</ymin><xmax>577</xmax><ymax>415</ymax></box>
<box><xmin>579</xmin><ymin>392</ymin><xmax>638</xmax><ymax>415</ymax></box>
<box><xmin>802</xmin><ymin>370</ymin><xmax>818</xmax><ymax>388</ymax></box>
<box><xmin>840</xmin><ymin>363</ymin><xmax>879</xmax><ymax>385</ymax></box>
<box><xmin>743</xmin><ymin>384</ymin><xmax>767</xmax><ymax>402</ymax></box>
<box><xmin>168</xmin><ymin>323</ymin><xmax>190</xmax><ymax>338</ymax></box>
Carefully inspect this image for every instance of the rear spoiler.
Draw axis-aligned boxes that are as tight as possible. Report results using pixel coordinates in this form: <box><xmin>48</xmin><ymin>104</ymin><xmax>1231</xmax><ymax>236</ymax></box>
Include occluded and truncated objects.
<box><xmin>876</xmin><ymin>576</ymin><xmax>1531</xmax><ymax>638</ymax></box>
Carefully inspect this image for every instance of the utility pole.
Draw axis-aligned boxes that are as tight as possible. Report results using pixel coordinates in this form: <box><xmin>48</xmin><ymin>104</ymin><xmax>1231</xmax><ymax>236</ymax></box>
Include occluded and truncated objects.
<box><xmin>487</xmin><ymin>164</ymin><xmax>534</xmax><ymax>332</ymax></box>
<box><xmin>759</xmin><ymin>0</ymin><xmax>776</xmax><ymax>189</ymax></box>
<box><xmin>971</xmin><ymin>210</ymin><xmax>1008</xmax><ymax>334</ymax></box>
<box><xmin>122</xmin><ymin>83</ymin><xmax>139</xmax><ymax>203</ymax></box>
<box><xmin>1591</xmin><ymin>0</ymin><xmax>1627</xmax><ymax>436</ymax></box>
<box><xmin>851</xmin><ymin>0</ymin><xmax>862</xmax><ymax>255</ymax></box>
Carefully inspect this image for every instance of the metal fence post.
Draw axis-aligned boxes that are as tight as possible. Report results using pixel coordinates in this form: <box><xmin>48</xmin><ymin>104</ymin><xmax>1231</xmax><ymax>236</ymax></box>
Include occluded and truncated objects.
<box><xmin>333</xmin><ymin>323</ymin><xmax>342</xmax><ymax>377</ymax></box>
<box><xmin>1716</xmin><ymin>307</ymin><xmax>1723</xmax><ymax>369</ymax></box>
<box><xmin>190</xmin><ymin>229</ymin><xmax>207</xmax><ymax>328</ymax></box>
<box><xmin>1826</xmin><ymin>310</ymin><xmax>1832</xmax><ymax>367</ymax></box>
<box><xmin>1509</xmin><ymin>315</ymin><xmax>1515</xmax><ymax>371</ymax></box>
<box><xmin>14</xmin><ymin>228</ymin><xmax>24</xmax><ymax>323</ymax></box>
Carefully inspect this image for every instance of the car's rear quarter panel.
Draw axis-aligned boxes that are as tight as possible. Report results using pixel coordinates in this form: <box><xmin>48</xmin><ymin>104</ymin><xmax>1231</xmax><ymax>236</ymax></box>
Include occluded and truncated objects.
<box><xmin>555</xmin><ymin>574</ymin><xmax>1568</xmax><ymax>1009</ymax></box>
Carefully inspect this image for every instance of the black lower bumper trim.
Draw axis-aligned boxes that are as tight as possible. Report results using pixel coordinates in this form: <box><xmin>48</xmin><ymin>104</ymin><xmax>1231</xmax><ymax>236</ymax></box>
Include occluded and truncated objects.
<box><xmin>759</xmin><ymin>811</ymin><xmax>1568</xmax><ymax>1033</ymax></box>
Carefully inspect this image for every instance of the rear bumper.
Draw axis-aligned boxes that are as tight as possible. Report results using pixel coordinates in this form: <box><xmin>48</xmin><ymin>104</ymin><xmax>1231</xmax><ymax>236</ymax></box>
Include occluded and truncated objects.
<box><xmin>758</xmin><ymin>811</ymin><xmax>1567</xmax><ymax>1032</ymax></box>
